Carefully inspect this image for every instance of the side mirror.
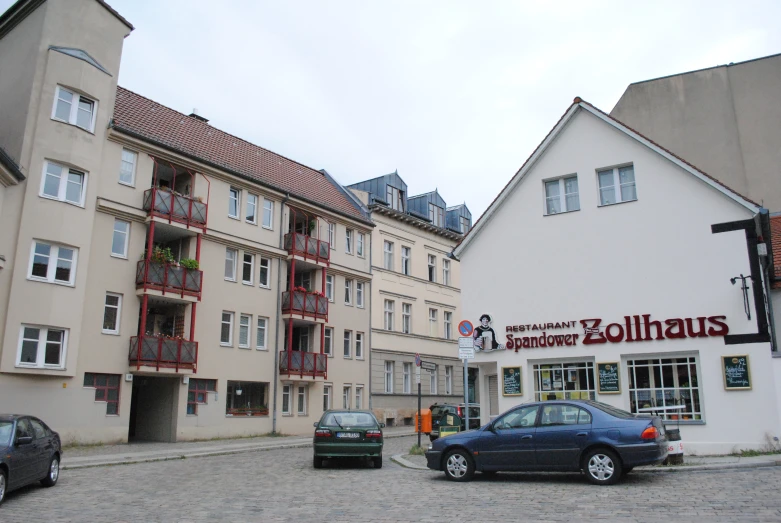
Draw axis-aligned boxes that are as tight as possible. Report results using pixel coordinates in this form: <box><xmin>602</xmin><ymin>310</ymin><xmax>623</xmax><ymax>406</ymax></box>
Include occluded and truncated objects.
<box><xmin>379</xmin><ymin>423</ymin><xmax>386</xmax><ymax>428</ymax></box>
<box><xmin>16</xmin><ymin>436</ymin><xmax>33</xmax><ymax>446</ymax></box>
<box><xmin>487</xmin><ymin>422</ymin><xmax>497</xmax><ymax>433</ymax></box>
<box><xmin>313</xmin><ymin>422</ymin><xmax>319</xmax><ymax>428</ymax></box>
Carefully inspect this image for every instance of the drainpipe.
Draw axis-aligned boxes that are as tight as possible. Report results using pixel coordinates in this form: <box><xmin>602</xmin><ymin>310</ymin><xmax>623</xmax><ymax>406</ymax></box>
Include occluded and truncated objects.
<box><xmin>368</xmin><ymin>213</ymin><xmax>373</xmax><ymax>410</ymax></box>
<box><xmin>759</xmin><ymin>209</ymin><xmax>778</xmax><ymax>352</ymax></box>
<box><xmin>272</xmin><ymin>193</ymin><xmax>290</xmax><ymax>433</ymax></box>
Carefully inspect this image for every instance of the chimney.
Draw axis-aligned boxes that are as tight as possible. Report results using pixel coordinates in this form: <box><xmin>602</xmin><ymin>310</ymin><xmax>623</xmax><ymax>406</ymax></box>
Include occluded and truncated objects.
<box><xmin>188</xmin><ymin>107</ymin><xmax>208</xmax><ymax>123</ymax></box>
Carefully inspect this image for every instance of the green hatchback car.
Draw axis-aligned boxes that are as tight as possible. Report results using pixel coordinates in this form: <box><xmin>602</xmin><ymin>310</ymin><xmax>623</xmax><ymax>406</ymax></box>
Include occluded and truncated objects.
<box><xmin>313</xmin><ymin>410</ymin><xmax>385</xmax><ymax>469</ymax></box>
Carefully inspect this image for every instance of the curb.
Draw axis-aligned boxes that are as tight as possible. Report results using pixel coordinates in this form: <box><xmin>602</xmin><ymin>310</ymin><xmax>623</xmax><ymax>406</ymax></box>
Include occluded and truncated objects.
<box><xmin>635</xmin><ymin>460</ymin><xmax>781</xmax><ymax>473</ymax></box>
<box><xmin>391</xmin><ymin>454</ymin><xmax>429</xmax><ymax>470</ymax></box>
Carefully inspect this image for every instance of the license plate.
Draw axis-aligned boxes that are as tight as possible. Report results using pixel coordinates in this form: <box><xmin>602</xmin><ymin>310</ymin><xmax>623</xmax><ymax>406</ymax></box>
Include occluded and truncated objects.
<box><xmin>336</xmin><ymin>432</ymin><xmax>359</xmax><ymax>438</ymax></box>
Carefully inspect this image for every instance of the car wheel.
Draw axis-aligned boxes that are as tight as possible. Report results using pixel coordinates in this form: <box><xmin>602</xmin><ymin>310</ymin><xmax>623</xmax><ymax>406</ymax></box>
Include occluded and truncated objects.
<box><xmin>41</xmin><ymin>455</ymin><xmax>59</xmax><ymax>487</ymax></box>
<box><xmin>313</xmin><ymin>455</ymin><xmax>324</xmax><ymax>469</ymax></box>
<box><xmin>373</xmin><ymin>456</ymin><xmax>383</xmax><ymax>469</ymax></box>
<box><xmin>444</xmin><ymin>449</ymin><xmax>475</xmax><ymax>482</ymax></box>
<box><xmin>584</xmin><ymin>449</ymin><xmax>622</xmax><ymax>485</ymax></box>
<box><xmin>0</xmin><ymin>468</ymin><xmax>6</xmax><ymax>505</ymax></box>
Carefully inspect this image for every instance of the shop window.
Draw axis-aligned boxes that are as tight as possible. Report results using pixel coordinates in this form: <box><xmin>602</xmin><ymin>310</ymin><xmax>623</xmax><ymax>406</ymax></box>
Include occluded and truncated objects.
<box><xmin>226</xmin><ymin>381</ymin><xmax>269</xmax><ymax>416</ymax></box>
<box><xmin>187</xmin><ymin>378</ymin><xmax>216</xmax><ymax>415</ymax></box>
<box><xmin>533</xmin><ymin>362</ymin><xmax>595</xmax><ymax>401</ymax></box>
<box><xmin>627</xmin><ymin>356</ymin><xmax>701</xmax><ymax>421</ymax></box>
<box><xmin>83</xmin><ymin>373</ymin><xmax>120</xmax><ymax>415</ymax></box>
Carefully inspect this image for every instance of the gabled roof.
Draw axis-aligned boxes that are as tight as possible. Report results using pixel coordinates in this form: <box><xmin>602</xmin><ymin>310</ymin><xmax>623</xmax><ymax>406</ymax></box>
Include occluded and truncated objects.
<box><xmin>112</xmin><ymin>86</ymin><xmax>372</xmax><ymax>226</ymax></box>
<box><xmin>454</xmin><ymin>97</ymin><xmax>760</xmax><ymax>257</ymax></box>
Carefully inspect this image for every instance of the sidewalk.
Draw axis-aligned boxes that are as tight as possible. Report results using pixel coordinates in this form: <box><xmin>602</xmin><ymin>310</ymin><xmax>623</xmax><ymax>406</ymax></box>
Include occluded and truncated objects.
<box><xmin>61</xmin><ymin>426</ymin><xmax>416</xmax><ymax>470</ymax></box>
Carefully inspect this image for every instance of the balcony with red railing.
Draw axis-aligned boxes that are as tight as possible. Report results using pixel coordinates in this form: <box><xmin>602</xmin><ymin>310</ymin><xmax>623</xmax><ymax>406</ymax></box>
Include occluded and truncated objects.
<box><xmin>281</xmin><ymin>289</ymin><xmax>328</xmax><ymax>322</ymax></box>
<box><xmin>143</xmin><ymin>188</ymin><xmax>207</xmax><ymax>230</ymax></box>
<box><xmin>136</xmin><ymin>260</ymin><xmax>202</xmax><ymax>301</ymax></box>
<box><xmin>279</xmin><ymin>350</ymin><xmax>327</xmax><ymax>379</ymax></box>
<box><xmin>284</xmin><ymin>232</ymin><xmax>330</xmax><ymax>266</ymax></box>
<box><xmin>129</xmin><ymin>335</ymin><xmax>198</xmax><ymax>374</ymax></box>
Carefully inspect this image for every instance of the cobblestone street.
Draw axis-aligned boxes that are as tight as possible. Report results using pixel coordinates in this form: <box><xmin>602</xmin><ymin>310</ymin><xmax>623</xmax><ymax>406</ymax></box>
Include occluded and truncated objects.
<box><xmin>2</xmin><ymin>435</ymin><xmax>781</xmax><ymax>522</ymax></box>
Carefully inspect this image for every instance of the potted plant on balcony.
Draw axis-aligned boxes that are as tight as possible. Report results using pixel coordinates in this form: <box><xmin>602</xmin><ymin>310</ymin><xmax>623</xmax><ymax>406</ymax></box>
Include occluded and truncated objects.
<box><xmin>180</xmin><ymin>258</ymin><xmax>202</xmax><ymax>292</ymax></box>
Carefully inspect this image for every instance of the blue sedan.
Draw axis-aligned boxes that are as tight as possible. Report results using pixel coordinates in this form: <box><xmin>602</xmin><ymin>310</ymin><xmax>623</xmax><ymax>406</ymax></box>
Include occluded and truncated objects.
<box><xmin>425</xmin><ymin>400</ymin><xmax>668</xmax><ymax>485</ymax></box>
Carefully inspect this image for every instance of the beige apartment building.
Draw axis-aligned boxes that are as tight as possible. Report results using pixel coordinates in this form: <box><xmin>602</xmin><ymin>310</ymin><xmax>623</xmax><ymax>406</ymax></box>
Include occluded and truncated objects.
<box><xmin>0</xmin><ymin>0</ymin><xmax>373</xmax><ymax>444</ymax></box>
<box><xmin>347</xmin><ymin>174</ymin><xmax>473</xmax><ymax>426</ymax></box>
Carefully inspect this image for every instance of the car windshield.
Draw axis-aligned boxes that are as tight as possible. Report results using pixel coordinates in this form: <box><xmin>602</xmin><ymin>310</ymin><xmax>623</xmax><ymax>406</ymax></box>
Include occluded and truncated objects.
<box><xmin>322</xmin><ymin>412</ymin><xmax>377</xmax><ymax>428</ymax></box>
<box><xmin>0</xmin><ymin>421</ymin><xmax>12</xmax><ymax>446</ymax></box>
<box><xmin>585</xmin><ymin>401</ymin><xmax>638</xmax><ymax>419</ymax></box>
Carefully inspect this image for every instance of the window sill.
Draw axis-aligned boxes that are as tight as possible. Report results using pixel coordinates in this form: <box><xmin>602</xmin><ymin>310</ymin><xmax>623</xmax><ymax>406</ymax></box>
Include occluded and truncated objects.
<box><xmin>544</xmin><ymin>208</ymin><xmax>580</xmax><ymax>217</ymax></box>
<box><xmin>259</xmin><ymin>285</ymin><xmax>271</xmax><ymax>290</ymax></box>
<box><xmin>598</xmin><ymin>198</ymin><xmax>638</xmax><ymax>208</ymax></box>
<box><xmin>224</xmin><ymin>278</ymin><xmax>237</xmax><ymax>283</ymax></box>
<box><xmin>15</xmin><ymin>364</ymin><xmax>65</xmax><ymax>371</ymax></box>
<box><xmin>344</xmin><ymin>356</ymin><xmax>353</xmax><ymax>360</ymax></box>
<box><xmin>118</xmin><ymin>180</ymin><xmax>135</xmax><ymax>188</ymax></box>
<box><xmin>262</xmin><ymin>225</ymin><xmax>273</xmax><ymax>231</ymax></box>
<box><xmin>345</xmin><ymin>303</ymin><xmax>353</xmax><ymax>307</ymax></box>
<box><xmin>256</xmin><ymin>347</ymin><xmax>268</xmax><ymax>351</ymax></box>
<box><xmin>220</xmin><ymin>344</ymin><xmax>233</xmax><ymax>348</ymax></box>
<box><xmin>27</xmin><ymin>277</ymin><xmax>75</xmax><ymax>288</ymax></box>
<box><xmin>51</xmin><ymin>117</ymin><xmax>96</xmax><ymax>135</ymax></box>
<box><xmin>246</xmin><ymin>221</ymin><xmax>258</xmax><ymax>226</ymax></box>
<box><xmin>110</xmin><ymin>254</ymin><xmax>128</xmax><ymax>260</ymax></box>
<box><xmin>242</xmin><ymin>281</ymin><xmax>254</xmax><ymax>286</ymax></box>
<box><xmin>101</xmin><ymin>330</ymin><xmax>120</xmax><ymax>336</ymax></box>
<box><xmin>238</xmin><ymin>346</ymin><xmax>251</xmax><ymax>350</ymax></box>
<box><xmin>228</xmin><ymin>215</ymin><xmax>240</xmax><ymax>220</ymax></box>
<box><xmin>39</xmin><ymin>194</ymin><xmax>86</xmax><ymax>208</ymax></box>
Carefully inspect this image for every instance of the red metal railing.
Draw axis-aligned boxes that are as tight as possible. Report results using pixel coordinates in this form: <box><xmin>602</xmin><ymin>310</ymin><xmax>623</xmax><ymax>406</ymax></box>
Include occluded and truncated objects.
<box><xmin>284</xmin><ymin>232</ymin><xmax>330</xmax><ymax>265</ymax></box>
<box><xmin>281</xmin><ymin>290</ymin><xmax>328</xmax><ymax>321</ymax></box>
<box><xmin>143</xmin><ymin>188</ymin><xmax>207</xmax><ymax>230</ymax></box>
<box><xmin>136</xmin><ymin>260</ymin><xmax>203</xmax><ymax>300</ymax></box>
<box><xmin>279</xmin><ymin>350</ymin><xmax>327</xmax><ymax>379</ymax></box>
<box><xmin>129</xmin><ymin>335</ymin><xmax>198</xmax><ymax>373</ymax></box>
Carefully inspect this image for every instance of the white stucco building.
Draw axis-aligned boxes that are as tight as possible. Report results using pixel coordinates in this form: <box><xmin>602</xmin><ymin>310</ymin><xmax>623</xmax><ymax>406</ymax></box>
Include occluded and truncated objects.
<box><xmin>455</xmin><ymin>97</ymin><xmax>781</xmax><ymax>455</ymax></box>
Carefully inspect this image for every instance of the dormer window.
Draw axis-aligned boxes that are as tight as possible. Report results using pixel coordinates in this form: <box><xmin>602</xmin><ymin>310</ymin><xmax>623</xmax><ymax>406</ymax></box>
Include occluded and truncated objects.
<box><xmin>460</xmin><ymin>216</ymin><xmax>470</xmax><ymax>233</ymax></box>
<box><xmin>386</xmin><ymin>185</ymin><xmax>404</xmax><ymax>212</ymax></box>
<box><xmin>429</xmin><ymin>203</ymin><xmax>444</xmax><ymax>227</ymax></box>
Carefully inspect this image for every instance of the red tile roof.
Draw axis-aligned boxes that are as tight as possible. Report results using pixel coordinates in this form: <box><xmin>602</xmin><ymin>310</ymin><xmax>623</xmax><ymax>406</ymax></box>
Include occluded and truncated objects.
<box><xmin>770</xmin><ymin>215</ymin><xmax>781</xmax><ymax>289</ymax></box>
<box><xmin>112</xmin><ymin>86</ymin><xmax>370</xmax><ymax>224</ymax></box>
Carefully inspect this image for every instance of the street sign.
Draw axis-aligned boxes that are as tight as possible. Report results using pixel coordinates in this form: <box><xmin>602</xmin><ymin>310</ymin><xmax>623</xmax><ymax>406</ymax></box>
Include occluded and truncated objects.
<box><xmin>416</xmin><ymin>366</ymin><xmax>421</xmax><ymax>384</ymax></box>
<box><xmin>458</xmin><ymin>320</ymin><xmax>474</xmax><ymax>337</ymax></box>
<box><xmin>415</xmin><ymin>353</ymin><xmax>421</xmax><ymax>367</ymax></box>
<box><xmin>420</xmin><ymin>361</ymin><xmax>436</xmax><ymax>371</ymax></box>
<box><xmin>459</xmin><ymin>347</ymin><xmax>475</xmax><ymax>360</ymax></box>
<box><xmin>458</xmin><ymin>337</ymin><xmax>474</xmax><ymax>349</ymax></box>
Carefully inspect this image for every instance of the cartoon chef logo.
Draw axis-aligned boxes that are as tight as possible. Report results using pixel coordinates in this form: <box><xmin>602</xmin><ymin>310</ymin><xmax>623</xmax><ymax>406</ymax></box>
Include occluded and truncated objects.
<box><xmin>473</xmin><ymin>314</ymin><xmax>505</xmax><ymax>352</ymax></box>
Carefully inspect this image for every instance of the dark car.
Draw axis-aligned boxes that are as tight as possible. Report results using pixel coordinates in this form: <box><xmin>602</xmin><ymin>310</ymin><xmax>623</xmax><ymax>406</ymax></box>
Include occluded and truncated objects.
<box><xmin>425</xmin><ymin>400</ymin><xmax>668</xmax><ymax>485</ymax></box>
<box><xmin>313</xmin><ymin>410</ymin><xmax>384</xmax><ymax>469</ymax></box>
<box><xmin>0</xmin><ymin>415</ymin><xmax>62</xmax><ymax>505</ymax></box>
<box><xmin>428</xmin><ymin>403</ymin><xmax>481</xmax><ymax>441</ymax></box>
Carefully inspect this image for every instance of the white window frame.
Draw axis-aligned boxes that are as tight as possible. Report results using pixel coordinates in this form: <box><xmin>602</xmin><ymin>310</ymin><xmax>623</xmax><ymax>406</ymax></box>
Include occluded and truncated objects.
<box><xmin>51</xmin><ymin>85</ymin><xmax>97</xmax><ymax>132</ymax></box>
<box><xmin>442</xmin><ymin>259</ymin><xmax>451</xmax><ymax>286</ymax></box>
<box><xmin>429</xmin><ymin>203</ymin><xmax>444</xmax><ymax>227</ymax></box>
<box><xmin>119</xmin><ymin>149</ymin><xmax>137</xmax><ymax>187</ymax></box>
<box><xmin>324</xmin><ymin>327</ymin><xmax>333</xmax><ymax>356</ymax></box>
<box><xmin>430</xmin><ymin>364</ymin><xmax>438</xmax><ymax>394</ymax></box>
<box><xmin>256</xmin><ymin>317</ymin><xmax>268</xmax><ymax>350</ymax></box>
<box><xmin>111</xmin><ymin>219</ymin><xmax>130</xmax><ymax>259</ymax></box>
<box><xmin>343</xmin><ymin>330</ymin><xmax>352</xmax><ymax>358</ymax></box>
<box><xmin>387</xmin><ymin>185</ymin><xmax>404</xmax><ymax>212</ymax></box>
<box><xmin>356</xmin><ymin>332</ymin><xmax>364</xmax><ymax>359</ymax></box>
<box><xmin>356</xmin><ymin>282</ymin><xmax>364</xmax><ymax>308</ymax></box>
<box><xmin>460</xmin><ymin>216</ymin><xmax>470</xmax><ymax>233</ymax></box>
<box><xmin>403</xmin><ymin>362</ymin><xmax>412</xmax><ymax>394</ymax></box>
<box><xmin>355</xmin><ymin>386</ymin><xmax>363</xmax><ymax>409</ymax></box>
<box><xmin>343</xmin><ymin>385</ymin><xmax>351</xmax><ymax>409</ymax></box>
<box><xmin>40</xmin><ymin>160</ymin><xmax>87</xmax><ymax>207</ymax></box>
<box><xmin>220</xmin><ymin>311</ymin><xmax>234</xmax><ymax>346</ymax></box>
<box><xmin>357</xmin><ymin>232</ymin><xmax>365</xmax><ymax>258</ymax></box>
<box><xmin>28</xmin><ymin>241</ymin><xmax>78</xmax><ymax>286</ymax></box>
<box><xmin>298</xmin><ymin>328</ymin><xmax>310</xmax><ymax>351</ymax></box>
<box><xmin>225</xmin><ymin>248</ymin><xmax>237</xmax><ymax>281</ymax></box>
<box><xmin>446</xmin><ymin>366</ymin><xmax>453</xmax><ymax>395</ymax></box>
<box><xmin>238</xmin><ymin>313</ymin><xmax>251</xmax><ymax>348</ymax></box>
<box><xmin>383</xmin><ymin>241</ymin><xmax>394</xmax><ymax>271</ymax></box>
<box><xmin>328</xmin><ymin>223</ymin><xmax>335</xmax><ymax>249</ymax></box>
<box><xmin>102</xmin><ymin>293</ymin><xmax>122</xmax><ymax>335</ymax></box>
<box><xmin>297</xmin><ymin>385</ymin><xmax>307</xmax><ymax>415</ymax></box>
<box><xmin>429</xmin><ymin>308</ymin><xmax>438</xmax><ymax>337</ymax></box>
<box><xmin>258</xmin><ymin>256</ymin><xmax>270</xmax><ymax>288</ymax></box>
<box><xmin>402</xmin><ymin>303</ymin><xmax>411</xmax><ymax>334</ymax></box>
<box><xmin>544</xmin><ymin>175</ymin><xmax>580</xmax><ymax>215</ymax></box>
<box><xmin>323</xmin><ymin>384</ymin><xmax>332</xmax><ymax>411</ymax></box>
<box><xmin>325</xmin><ymin>274</ymin><xmax>334</xmax><ymax>302</ymax></box>
<box><xmin>246</xmin><ymin>193</ymin><xmax>258</xmax><ymax>224</ymax></box>
<box><xmin>401</xmin><ymin>246</ymin><xmax>411</xmax><ymax>276</ymax></box>
<box><xmin>17</xmin><ymin>325</ymin><xmax>68</xmax><ymax>369</ymax></box>
<box><xmin>598</xmin><ymin>165</ymin><xmax>637</xmax><ymax>206</ymax></box>
<box><xmin>384</xmin><ymin>361</ymin><xmax>394</xmax><ymax>393</ymax></box>
<box><xmin>444</xmin><ymin>311</ymin><xmax>452</xmax><ymax>340</ymax></box>
<box><xmin>282</xmin><ymin>384</ymin><xmax>292</xmax><ymax>415</ymax></box>
<box><xmin>384</xmin><ymin>299</ymin><xmax>394</xmax><ymax>331</ymax></box>
<box><xmin>262</xmin><ymin>198</ymin><xmax>274</xmax><ymax>229</ymax></box>
<box><xmin>228</xmin><ymin>187</ymin><xmax>240</xmax><ymax>219</ymax></box>
<box><xmin>242</xmin><ymin>253</ymin><xmax>254</xmax><ymax>285</ymax></box>
<box><xmin>428</xmin><ymin>254</ymin><xmax>436</xmax><ymax>283</ymax></box>
<box><xmin>344</xmin><ymin>278</ymin><xmax>353</xmax><ymax>305</ymax></box>
<box><xmin>345</xmin><ymin>229</ymin><xmax>353</xmax><ymax>254</ymax></box>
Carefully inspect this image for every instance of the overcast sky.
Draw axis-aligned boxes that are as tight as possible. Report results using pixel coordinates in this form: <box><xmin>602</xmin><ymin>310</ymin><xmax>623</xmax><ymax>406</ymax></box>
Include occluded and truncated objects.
<box><xmin>5</xmin><ymin>0</ymin><xmax>781</xmax><ymax>219</ymax></box>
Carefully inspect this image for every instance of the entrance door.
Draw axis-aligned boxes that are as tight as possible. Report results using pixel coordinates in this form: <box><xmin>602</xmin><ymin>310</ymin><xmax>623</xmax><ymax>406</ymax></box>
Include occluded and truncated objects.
<box><xmin>488</xmin><ymin>375</ymin><xmax>499</xmax><ymax>417</ymax></box>
<box><xmin>127</xmin><ymin>376</ymin><xmax>180</xmax><ymax>442</ymax></box>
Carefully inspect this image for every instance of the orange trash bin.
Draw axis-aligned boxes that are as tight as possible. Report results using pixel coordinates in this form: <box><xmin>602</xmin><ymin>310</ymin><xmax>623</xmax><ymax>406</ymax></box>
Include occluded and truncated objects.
<box><xmin>415</xmin><ymin>408</ymin><xmax>432</xmax><ymax>434</ymax></box>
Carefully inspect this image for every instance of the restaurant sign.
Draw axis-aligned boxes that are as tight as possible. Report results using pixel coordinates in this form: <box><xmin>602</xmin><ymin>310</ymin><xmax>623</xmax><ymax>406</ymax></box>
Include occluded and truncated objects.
<box><xmin>505</xmin><ymin>314</ymin><xmax>728</xmax><ymax>351</ymax></box>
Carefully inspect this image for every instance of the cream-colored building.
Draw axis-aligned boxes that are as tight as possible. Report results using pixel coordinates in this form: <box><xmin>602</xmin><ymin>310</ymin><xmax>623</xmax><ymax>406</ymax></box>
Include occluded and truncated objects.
<box><xmin>347</xmin><ymin>173</ymin><xmax>472</xmax><ymax>426</ymax></box>
<box><xmin>0</xmin><ymin>0</ymin><xmax>372</xmax><ymax>443</ymax></box>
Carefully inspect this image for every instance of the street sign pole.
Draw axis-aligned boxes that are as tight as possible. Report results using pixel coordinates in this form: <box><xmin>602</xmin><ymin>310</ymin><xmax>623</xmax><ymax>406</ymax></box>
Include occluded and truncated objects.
<box><xmin>415</xmin><ymin>354</ymin><xmax>421</xmax><ymax>449</ymax></box>
<box><xmin>464</xmin><ymin>357</ymin><xmax>469</xmax><ymax>431</ymax></box>
<box><xmin>457</xmin><ymin>337</ymin><xmax>475</xmax><ymax>433</ymax></box>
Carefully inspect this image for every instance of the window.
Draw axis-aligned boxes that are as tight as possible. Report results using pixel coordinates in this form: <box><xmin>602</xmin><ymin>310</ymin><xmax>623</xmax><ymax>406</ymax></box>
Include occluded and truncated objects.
<box><xmin>460</xmin><ymin>216</ymin><xmax>470</xmax><ymax>234</ymax></box>
<box><xmin>83</xmin><ymin>373</ymin><xmax>120</xmax><ymax>415</ymax></box>
<box><xmin>598</xmin><ymin>165</ymin><xmax>637</xmax><ymax>206</ymax></box>
<box><xmin>428</xmin><ymin>255</ymin><xmax>436</xmax><ymax>282</ymax></box>
<box><xmin>225</xmin><ymin>248</ymin><xmax>237</xmax><ymax>281</ymax></box>
<box><xmin>256</xmin><ymin>317</ymin><xmax>268</xmax><ymax>350</ymax></box>
<box><xmin>442</xmin><ymin>259</ymin><xmax>451</xmax><ymax>286</ymax></box>
<box><xmin>52</xmin><ymin>86</ymin><xmax>96</xmax><ymax>132</ymax></box>
<box><xmin>403</xmin><ymin>362</ymin><xmax>412</xmax><ymax>393</ymax></box>
<box><xmin>111</xmin><ymin>219</ymin><xmax>130</xmax><ymax>258</ymax></box>
<box><xmin>384</xmin><ymin>300</ymin><xmax>394</xmax><ymax>331</ymax></box>
<box><xmin>282</xmin><ymin>385</ymin><xmax>292</xmax><ymax>414</ymax></box>
<box><xmin>429</xmin><ymin>203</ymin><xmax>444</xmax><ymax>227</ymax></box>
<box><xmin>238</xmin><ymin>314</ymin><xmax>251</xmax><ymax>348</ymax></box>
<box><xmin>298</xmin><ymin>328</ymin><xmax>310</xmax><ymax>351</ymax></box>
<box><xmin>323</xmin><ymin>385</ymin><xmax>332</xmax><ymax>410</ymax></box>
<box><xmin>496</xmin><ymin>405</ymin><xmax>540</xmax><ymax>430</ymax></box>
<box><xmin>345</xmin><ymin>229</ymin><xmax>353</xmax><ymax>254</ymax></box>
<box><xmin>356</xmin><ymin>282</ymin><xmax>364</xmax><ymax>308</ymax></box>
<box><xmin>446</xmin><ymin>366</ymin><xmax>453</xmax><ymax>395</ymax></box>
<box><xmin>29</xmin><ymin>241</ymin><xmax>77</xmax><ymax>285</ymax></box>
<box><xmin>102</xmin><ymin>293</ymin><xmax>122</xmax><ymax>335</ymax></box>
<box><xmin>294</xmin><ymin>271</ymin><xmax>311</xmax><ymax>291</ymax></box>
<box><xmin>17</xmin><ymin>325</ymin><xmax>67</xmax><ymax>369</ymax></box>
<box><xmin>41</xmin><ymin>161</ymin><xmax>86</xmax><ymax>206</ymax></box>
<box><xmin>384</xmin><ymin>361</ymin><xmax>394</xmax><ymax>393</ymax></box>
<box><xmin>344</xmin><ymin>278</ymin><xmax>353</xmax><ymax>305</ymax></box>
<box><xmin>401</xmin><ymin>246</ymin><xmax>411</xmax><ymax>275</ymax></box>
<box><xmin>343</xmin><ymin>330</ymin><xmax>352</xmax><ymax>358</ymax></box>
<box><xmin>429</xmin><ymin>309</ymin><xmax>438</xmax><ymax>337</ymax></box>
<box><xmin>262</xmin><ymin>198</ymin><xmax>274</xmax><ymax>228</ymax></box>
<box><xmin>628</xmin><ymin>356</ymin><xmax>701</xmax><ymax>421</ymax></box>
<box><xmin>544</xmin><ymin>175</ymin><xmax>580</xmax><ymax>215</ymax></box>
<box><xmin>323</xmin><ymin>327</ymin><xmax>333</xmax><ymax>356</ymax></box>
<box><xmin>402</xmin><ymin>303</ymin><xmax>411</xmax><ymax>334</ymax></box>
<box><xmin>533</xmin><ymin>361</ymin><xmax>595</xmax><ymax>401</ymax></box>
<box><xmin>444</xmin><ymin>311</ymin><xmax>452</xmax><ymax>340</ymax></box>
<box><xmin>297</xmin><ymin>385</ymin><xmax>307</xmax><ymax>414</ymax></box>
<box><xmin>246</xmin><ymin>194</ymin><xmax>258</xmax><ymax>224</ymax></box>
<box><xmin>430</xmin><ymin>365</ymin><xmax>438</xmax><ymax>394</ymax></box>
<box><xmin>356</xmin><ymin>332</ymin><xmax>364</xmax><ymax>359</ymax></box>
<box><xmin>228</xmin><ymin>188</ymin><xmax>240</xmax><ymax>218</ymax></box>
<box><xmin>355</xmin><ymin>386</ymin><xmax>363</xmax><ymax>409</ymax></box>
<box><xmin>258</xmin><ymin>257</ymin><xmax>270</xmax><ymax>288</ymax></box>
<box><xmin>383</xmin><ymin>241</ymin><xmax>394</xmax><ymax>270</ymax></box>
<box><xmin>119</xmin><ymin>149</ymin><xmax>137</xmax><ymax>186</ymax></box>
<box><xmin>325</xmin><ymin>274</ymin><xmax>334</xmax><ymax>301</ymax></box>
<box><xmin>343</xmin><ymin>386</ymin><xmax>351</xmax><ymax>409</ymax></box>
<box><xmin>328</xmin><ymin>223</ymin><xmax>335</xmax><ymax>248</ymax></box>
<box><xmin>540</xmin><ymin>404</ymin><xmax>592</xmax><ymax>426</ymax></box>
<box><xmin>186</xmin><ymin>379</ymin><xmax>216</xmax><ymax>415</ymax></box>
<box><xmin>220</xmin><ymin>312</ymin><xmax>234</xmax><ymax>346</ymax></box>
<box><xmin>357</xmin><ymin>233</ymin><xmax>365</xmax><ymax>257</ymax></box>
<box><xmin>242</xmin><ymin>253</ymin><xmax>254</xmax><ymax>285</ymax></box>
<box><xmin>387</xmin><ymin>185</ymin><xmax>404</xmax><ymax>211</ymax></box>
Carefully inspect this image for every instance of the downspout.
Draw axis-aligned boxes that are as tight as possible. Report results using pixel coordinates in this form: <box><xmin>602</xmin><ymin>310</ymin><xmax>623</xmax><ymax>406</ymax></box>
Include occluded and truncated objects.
<box><xmin>368</xmin><ymin>217</ymin><xmax>373</xmax><ymax>410</ymax></box>
<box><xmin>759</xmin><ymin>209</ymin><xmax>778</xmax><ymax>352</ymax></box>
<box><xmin>272</xmin><ymin>193</ymin><xmax>290</xmax><ymax>433</ymax></box>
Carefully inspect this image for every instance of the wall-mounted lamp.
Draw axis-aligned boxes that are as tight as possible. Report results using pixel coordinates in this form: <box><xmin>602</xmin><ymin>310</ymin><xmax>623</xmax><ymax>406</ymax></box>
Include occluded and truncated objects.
<box><xmin>730</xmin><ymin>274</ymin><xmax>752</xmax><ymax>321</ymax></box>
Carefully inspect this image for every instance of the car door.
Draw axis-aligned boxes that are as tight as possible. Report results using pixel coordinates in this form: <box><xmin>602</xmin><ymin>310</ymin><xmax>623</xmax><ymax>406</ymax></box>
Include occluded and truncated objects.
<box><xmin>534</xmin><ymin>405</ymin><xmax>592</xmax><ymax>470</ymax></box>
<box><xmin>478</xmin><ymin>405</ymin><xmax>539</xmax><ymax>471</ymax></box>
<box><xmin>28</xmin><ymin>418</ymin><xmax>52</xmax><ymax>479</ymax></box>
<box><xmin>9</xmin><ymin>418</ymin><xmax>37</xmax><ymax>488</ymax></box>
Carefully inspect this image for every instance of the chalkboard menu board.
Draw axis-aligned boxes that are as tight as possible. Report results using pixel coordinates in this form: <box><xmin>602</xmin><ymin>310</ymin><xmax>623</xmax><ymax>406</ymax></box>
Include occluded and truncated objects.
<box><xmin>722</xmin><ymin>355</ymin><xmax>751</xmax><ymax>390</ymax></box>
<box><xmin>597</xmin><ymin>362</ymin><xmax>620</xmax><ymax>394</ymax></box>
<box><xmin>502</xmin><ymin>366</ymin><xmax>522</xmax><ymax>396</ymax></box>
